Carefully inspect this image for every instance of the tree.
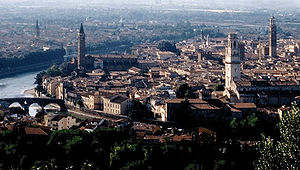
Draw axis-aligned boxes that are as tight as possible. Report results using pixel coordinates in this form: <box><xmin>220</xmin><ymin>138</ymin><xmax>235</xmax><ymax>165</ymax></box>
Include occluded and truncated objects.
<box><xmin>34</xmin><ymin>71</ymin><xmax>46</xmax><ymax>92</ymax></box>
<box><xmin>230</xmin><ymin>113</ymin><xmax>258</xmax><ymax>129</ymax></box>
<box><xmin>158</xmin><ymin>41</ymin><xmax>181</xmax><ymax>56</ymax></box>
<box><xmin>127</xmin><ymin>100</ymin><xmax>153</xmax><ymax>120</ymax></box>
<box><xmin>110</xmin><ymin>142</ymin><xmax>147</xmax><ymax>169</ymax></box>
<box><xmin>46</xmin><ymin>64</ymin><xmax>61</xmax><ymax>77</ymax></box>
<box><xmin>59</xmin><ymin>62</ymin><xmax>75</xmax><ymax>77</ymax></box>
<box><xmin>214</xmin><ymin>84</ymin><xmax>224</xmax><ymax>91</ymax></box>
<box><xmin>172</xmin><ymin>99</ymin><xmax>194</xmax><ymax>125</ymax></box>
<box><xmin>34</xmin><ymin>71</ymin><xmax>46</xmax><ymax>86</ymax></box>
<box><xmin>256</xmin><ymin>102</ymin><xmax>300</xmax><ymax>169</ymax></box>
<box><xmin>176</xmin><ymin>83</ymin><xmax>196</xmax><ymax>99</ymax></box>
<box><xmin>100</xmin><ymin>67</ymin><xmax>111</xmax><ymax>81</ymax></box>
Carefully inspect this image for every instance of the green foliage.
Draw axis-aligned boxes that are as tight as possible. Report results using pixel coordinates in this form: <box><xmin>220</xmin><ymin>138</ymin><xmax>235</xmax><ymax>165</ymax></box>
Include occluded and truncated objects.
<box><xmin>230</xmin><ymin>118</ymin><xmax>238</xmax><ymax>129</ymax></box>
<box><xmin>110</xmin><ymin>142</ymin><xmax>148</xmax><ymax>169</ymax></box>
<box><xmin>0</xmin><ymin>125</ymin><xmax>260</xmax><ymax>169</ymax></box>
<box><xmin>158</xmin><ymin>41</ymin><xmax>181</xmax><ymax>56</ymax></box>
<box><xmin>37</xmin><ymin>62</ymin><xmax>75</xmax><ymax>81</ymax></box>
<box><xmin>34</xmin><ymin>71</ymin><xmax>46</xmax><ymax>85</ymax></box>
<box><xmin>176</xmin><ymin>83</ymin><xmax>196</xmax><ymax>99</ymax></box>
<box><xmin>100</xmin><ymin>67</ymin><xmax>111</xmax><ymax>81</ymax></box>
<box><xmin>127</xmin><ymin>100</ymin><xmax>153</xmax><ymax>120</ymax></box>
<box><xmin>256</xmin><ymin>102</ymin><xmax>300</xmax><ymax>169</ymax></box>
<box><xmin>230</xmin><ymin>113</ymin><xmax>258</xmax><ymax>129</ymax></box>
<box><xmin>0</xmin><ymin>48</ymin><xmax>65</xmax><ymax>71</ymax></box>
<box><xmin>214</xmin><ymin>84</ymin><xmax>224</xmax><ymax>91</ymax></box>
<box><xmin>59</xmin><ymin>62</ymin><xmax>76</xmax><ymax>77</ymax></box>
<box><xmin>172</xmin><ymin>99</ymin><xmax>194</xmax><ymax>125</ymax></box>
<box><xmin>46</xmin><ymin>64</ymin><xmax>61</xmax><ymax>77</ymax></box>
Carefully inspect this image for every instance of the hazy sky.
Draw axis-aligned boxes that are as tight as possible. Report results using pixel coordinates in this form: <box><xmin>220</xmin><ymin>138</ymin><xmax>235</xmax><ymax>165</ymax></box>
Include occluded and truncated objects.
<box><xmin>1</xmin><ymin>0</ymin><xmax>300</xmax><ymax>9</ymax></box>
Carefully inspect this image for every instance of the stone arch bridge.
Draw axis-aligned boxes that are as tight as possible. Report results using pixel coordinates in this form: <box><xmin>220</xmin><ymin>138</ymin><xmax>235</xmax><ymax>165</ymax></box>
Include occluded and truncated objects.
<box><xmin>0</xmin><ymin>98</ymin><xmax>68</xmax><ymax>112</ymax></box>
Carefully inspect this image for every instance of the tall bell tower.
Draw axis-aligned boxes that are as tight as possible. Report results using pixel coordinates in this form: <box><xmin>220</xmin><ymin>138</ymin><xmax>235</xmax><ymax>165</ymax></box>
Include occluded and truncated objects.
<box><xmin>269</xmin><ymin>16</ymin><xmax>277</xmax><ymax>57</ymax></box>
<box><xmin>225</xmin><ymin>33</ymin><xmax>241</xmax><ymax>90</ymax></box>
<box><xmin>77</xmin><ymin>23</ymin><xmax>86</xmax><ymax>69</ymax></box>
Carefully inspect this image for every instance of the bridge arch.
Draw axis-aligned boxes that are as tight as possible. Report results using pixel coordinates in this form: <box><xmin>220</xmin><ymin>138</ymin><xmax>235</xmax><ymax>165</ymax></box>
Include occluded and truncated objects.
<box><xmin>0</xmin><ymin>98</ymin><xmax>68</xmax><ymax>113</ymax></box>
<box><xmin>8</xmin><ymin>102</ymin><xmax>26</xmax><ymax>115</ymax></box>
<box><xmin>9</xmin><ymin>102</ymin><xmax>24</xmax><ymax>109</ymax></box>
<box><xmin>44</xmin><ymin>103</ymin><xmax>61</xmax><ymax>113</ymax></box>
<box><xmin>29</xmin><ymin>103</ymin><xmax>43</xmax><ymax>117</ymax></box>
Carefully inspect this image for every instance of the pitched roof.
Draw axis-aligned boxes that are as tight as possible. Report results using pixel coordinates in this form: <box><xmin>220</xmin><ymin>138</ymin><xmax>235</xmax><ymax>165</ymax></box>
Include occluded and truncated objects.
<box><xmin>191</xmin><ymin>103</ymin><xmax>220</xmax><ymax>110</ymax></box>
<box><xmin>52</xmin><ymin>114</ymin><xmax>68</xmax><ymax>121</ymax></box>
<box><xmin>231</xmin><ymin>103</ymin><xmax>257</xmax><ymax>109</ymax></box>
<box><xmin>25</xmin><ymin>127</ymin><xmax>48</xmax><ymax>136</ymax></box>
<box><xmin>110</xmin><ymin>95</ymin><xmax>129</xmax><ymax>104</ymax></box>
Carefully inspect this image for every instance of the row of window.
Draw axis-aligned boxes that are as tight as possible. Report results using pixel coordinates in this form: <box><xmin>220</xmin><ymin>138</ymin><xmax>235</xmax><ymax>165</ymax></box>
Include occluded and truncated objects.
<box><xmin>105</xmin><ymin>108</ymin><xmax>120</xmax><ymax>114</ymax></box>
<box><xmin>104</xmin><ymin>102</ymin><xmax>120</xmax><ymax>109</ymax></box>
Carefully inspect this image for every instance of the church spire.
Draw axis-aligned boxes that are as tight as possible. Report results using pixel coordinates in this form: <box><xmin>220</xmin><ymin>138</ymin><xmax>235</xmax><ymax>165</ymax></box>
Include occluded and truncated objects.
<box><xmin>36</xmin><ymin>20</ymin><xmax>39</xmax><ymax>29</ymax></box>
<box><xmin>80</xmin><ymin>23</ymin><xmax>84</xmax><ymax>34</ymax></box>
<box><xmin>35</xmin><ymin>20</ymin><xmax>40</xmax><ymax>39</ymax></box>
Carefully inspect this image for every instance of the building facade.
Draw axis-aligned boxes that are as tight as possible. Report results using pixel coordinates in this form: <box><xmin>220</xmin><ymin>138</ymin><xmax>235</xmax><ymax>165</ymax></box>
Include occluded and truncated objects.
<box><xmin>103</xmin><ymin>95</ymin><xmax>131</xmax><ymax>115</ymax></box>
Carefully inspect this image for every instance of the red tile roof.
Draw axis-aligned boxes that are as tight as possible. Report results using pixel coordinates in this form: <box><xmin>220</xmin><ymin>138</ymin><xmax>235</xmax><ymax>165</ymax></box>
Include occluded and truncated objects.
<box><xmin>25</xmin><ymin>127</ymin><xmax>48</xmax><ymax>136</ymax></box>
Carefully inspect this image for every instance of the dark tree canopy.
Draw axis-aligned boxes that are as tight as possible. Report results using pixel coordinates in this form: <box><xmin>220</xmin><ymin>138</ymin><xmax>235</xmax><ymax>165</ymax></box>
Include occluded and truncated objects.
<box><xmin>255</xmin><ymin>102</ymin><xmax>300</xmax><ymax>169</ymax></box>
<box><xmin>176</xmin><ymin>83</ymin><xmax>196</xmax><ymax>99</ymax></box>
<box><xmin>127</xmin><ymin>100</ymin><xmax>153</xmax><ymax>120</ymax></box>
<box><xmin>158</xmin><ymin>41</ymin><xmax>181</xmax><ymax>56</ymax></box>
<box><xmin>172</xmin><ymin>99</ymin><xmax>194</xmax><ymax>125</ymax></box>
<box><xmin>46</xmin><ymin>64</ymin><xmax>61</xmax><ymax>77</ymax></box>
<box><xmin>214</xmin><ymin>84</ymin><xmax>225</xmax><ymax>91</ymax></box>
<box><xmin>100</xmin><ymin>67</ymin><xmax>111</xmax><ymax>81</ymax></box>
<box><xmin>0</xmin><ymin>49</ymin><xmax>65</xmax><ymax>71</ymax></box>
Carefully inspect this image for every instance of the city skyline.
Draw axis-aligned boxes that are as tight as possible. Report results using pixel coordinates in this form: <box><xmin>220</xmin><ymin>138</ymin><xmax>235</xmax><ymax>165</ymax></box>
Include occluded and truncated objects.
<box><xmin>0</xmin><ymin>1</ymin><xmax>299</xmax><ymax>169</ymax></box>
<box><xmin>1</xmin><ymin>0</ymin><xmax>300</xmax><ymax>10</ymax></box>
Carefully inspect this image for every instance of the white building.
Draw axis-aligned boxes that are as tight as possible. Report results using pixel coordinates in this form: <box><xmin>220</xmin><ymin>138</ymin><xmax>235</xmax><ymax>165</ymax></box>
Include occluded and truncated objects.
<box><xmin>103</xmin><ymin>95</ymin><xmax>132</xmax><ymax>115</ymax></box>
<box><xmin>225</xmin><ymin>33</ymin><xmax>241</xmax><ymax>90</ymax></box>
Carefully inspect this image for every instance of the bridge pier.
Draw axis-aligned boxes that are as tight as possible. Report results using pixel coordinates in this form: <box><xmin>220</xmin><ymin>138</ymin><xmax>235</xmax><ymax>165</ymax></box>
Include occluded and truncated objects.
<box><xmin>0</xmin><ymin>97</ymin><xmax>68</xmax><ymax>114</ymax></box>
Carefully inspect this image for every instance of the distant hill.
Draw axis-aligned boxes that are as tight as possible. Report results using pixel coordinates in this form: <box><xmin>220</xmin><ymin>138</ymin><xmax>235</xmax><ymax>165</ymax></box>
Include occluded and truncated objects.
<box><xmin>1</xmin><ymin>0</ymin><xmax>300</xmax><ymax>10</ymax></box>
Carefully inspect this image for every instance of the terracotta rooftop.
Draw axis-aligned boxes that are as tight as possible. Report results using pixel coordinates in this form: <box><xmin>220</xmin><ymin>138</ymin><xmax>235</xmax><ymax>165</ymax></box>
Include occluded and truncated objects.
<box><xmin>25</xmin><ymin>127</ymin><xmax>48</xmax><ymax>136</ymax></box>
<box><xmin>231</xmin><ymin>103</ymin><xmax>257</xmax><ymax>109</ymax></box>
<box><xmin>236</xmin><ymin>80</ymin><xmax>298</xmax><ymax>87</ymax></box>
<box><xmin>191</xmin><ymin>103</ymin><xmax>220</xmax><ymax>110</ymax></box>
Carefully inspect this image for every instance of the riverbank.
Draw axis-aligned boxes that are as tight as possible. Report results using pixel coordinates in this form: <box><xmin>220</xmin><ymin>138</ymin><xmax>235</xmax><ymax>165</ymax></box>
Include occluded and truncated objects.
<box><xmin>0</xmin><ymin>71</ymin><xmax>42</xmax><ymax>98</ymax></box>
<box><xmin>0</xmin><ymin>59</ymin><xmax>62</xmax><ymax>79</ymax></box>
<box><xmin>24</xmin><ymin>88</ymin><xmax>36</xmax><ymax>97</ymax></box>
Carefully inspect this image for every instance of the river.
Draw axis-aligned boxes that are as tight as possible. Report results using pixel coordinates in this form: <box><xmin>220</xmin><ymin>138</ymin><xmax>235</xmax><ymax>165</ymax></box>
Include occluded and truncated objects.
<box><xmin>0</xmin><ymin>70</ymin><xmax>62</xmax><ymax>116</ymax></box>
<box><xmin>0</xmin><ymin>71</ymin><xmax>44</xmax><ymax>116</ymax></box>
<box><xmin>0</xmin><ymin>71</ymin><xmax>41</xmax><ymax>98</ymax></box>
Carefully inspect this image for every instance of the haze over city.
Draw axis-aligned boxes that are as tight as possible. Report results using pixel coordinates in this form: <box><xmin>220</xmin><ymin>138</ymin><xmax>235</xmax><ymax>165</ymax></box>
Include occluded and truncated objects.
<box><xmin>2</xmin><ymin>0</ymin><xmax>300</xmax><ymax>9</ymax></box>
<box><xmin>0</xmin><ymin>0</ymin><xmax>299</xmax><ymax>169</ymax></box>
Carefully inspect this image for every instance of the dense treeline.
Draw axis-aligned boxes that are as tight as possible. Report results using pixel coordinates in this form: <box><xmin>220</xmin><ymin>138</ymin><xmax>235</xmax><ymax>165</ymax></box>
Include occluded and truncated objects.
<box><xmin>0</xmin><ymin>123</ymin><xmax>260</xmax><ymax>169</ymax></box>
<box><xmin>0</xmin><ymin>49</ymin><xmax>65</xmax><ymax>71</ymax></box>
